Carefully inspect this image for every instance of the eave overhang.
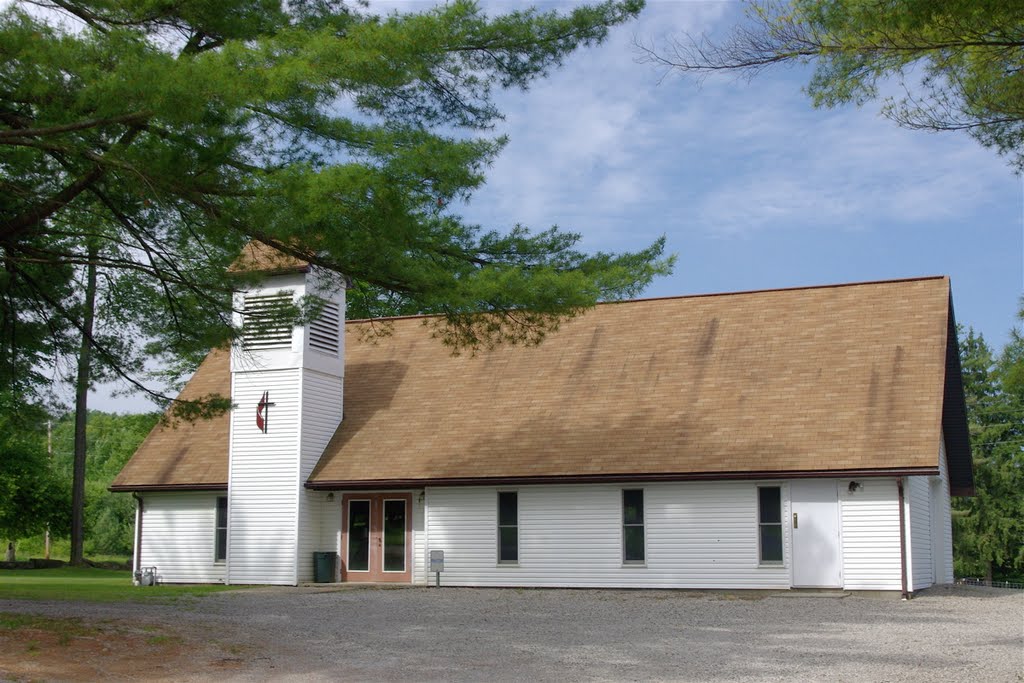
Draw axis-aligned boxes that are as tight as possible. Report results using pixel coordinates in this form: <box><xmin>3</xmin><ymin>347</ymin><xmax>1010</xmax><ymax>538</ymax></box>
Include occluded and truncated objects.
<box><xmin>942</xmin><ymin>294</ymin><xmax>976</xmax><ymax>496</ymax></box>
<box><xmin>305</xmin><ymin>466</ymin><xmax>941</xmax><ymax>491</ymax></box>
<box><xmin>108</xmin><ymin>483</ymin><xmax>228</xmax><ymax>493</ymax></box>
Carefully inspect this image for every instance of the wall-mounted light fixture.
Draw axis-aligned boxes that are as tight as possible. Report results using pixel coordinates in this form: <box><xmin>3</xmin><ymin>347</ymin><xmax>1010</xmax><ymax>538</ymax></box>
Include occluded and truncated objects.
<box><xmin>848</xmin><ymin>481</ymin><xmax>863</xmax><ymax>493</ymax></box>
<box><xmin>326</xmin><ymin>492</ymin><xmax>335</xmax><ymax>502</ymax></box>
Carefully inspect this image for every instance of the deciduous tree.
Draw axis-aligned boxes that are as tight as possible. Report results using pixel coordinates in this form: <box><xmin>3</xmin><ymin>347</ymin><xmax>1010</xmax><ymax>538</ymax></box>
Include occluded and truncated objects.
<box><xmin>0</xmin><ymin>413</ymin><xmax>70</xmax><ymax>550</ymax></box>
<box><xmin>49</xmin><ymin>411</ymin><xmax>159</xmax><ymax>557</ymax></box>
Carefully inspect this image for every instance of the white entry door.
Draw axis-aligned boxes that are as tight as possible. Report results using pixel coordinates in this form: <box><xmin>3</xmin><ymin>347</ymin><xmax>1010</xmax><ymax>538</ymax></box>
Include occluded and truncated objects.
<box><xmin>791</xmin><ymin>480</ymin><xmax>842</xmax><ymax>588</ymax></box>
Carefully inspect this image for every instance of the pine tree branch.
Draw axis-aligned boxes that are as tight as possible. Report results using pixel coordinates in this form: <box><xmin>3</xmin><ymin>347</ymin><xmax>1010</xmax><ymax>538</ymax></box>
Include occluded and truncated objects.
<box><xmin>7</xmin><ymin>259</ymin><xmax>224</xmax><ymax>410</ymax></box>
<box><xmin>0</xmin><ymin>112</ymin><xmax>151</xmax><ymax>140</ymax></box>
<box><xmin>0</xmin><ymin>126</ymin><xmax>143</xmax><ymax>244</ymax></box>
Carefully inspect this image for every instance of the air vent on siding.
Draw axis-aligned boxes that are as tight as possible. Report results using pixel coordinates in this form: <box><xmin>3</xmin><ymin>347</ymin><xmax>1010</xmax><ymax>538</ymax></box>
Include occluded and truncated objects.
<box><xmin>309</xmin><ymin>300</ymin><xmax>340</xmax><ymax>355</ymax></box>
<box><xmin>243</xmin><ymin>293</ymin><xmax>294</xmax><ymax>349</ymax></box>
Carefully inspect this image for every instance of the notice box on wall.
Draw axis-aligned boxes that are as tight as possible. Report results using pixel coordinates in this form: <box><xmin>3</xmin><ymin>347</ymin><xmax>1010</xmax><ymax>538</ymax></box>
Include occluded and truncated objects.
<box><xmin>430</xmin><ymin>550</ymin><xmax>444</xmax><ymax>572</ymax></box>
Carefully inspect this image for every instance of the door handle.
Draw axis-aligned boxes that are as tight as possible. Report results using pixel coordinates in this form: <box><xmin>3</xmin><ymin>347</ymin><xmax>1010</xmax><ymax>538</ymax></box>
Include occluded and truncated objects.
<box><xmin>793</xmin><ymin>512</ymin><xmax>798</xmax><ymax>529</ymax></box>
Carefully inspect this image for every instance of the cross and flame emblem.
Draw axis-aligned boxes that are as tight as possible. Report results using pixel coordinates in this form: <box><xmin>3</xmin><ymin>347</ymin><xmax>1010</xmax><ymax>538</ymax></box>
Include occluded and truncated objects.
<box><xmin>256</xmin><ymin>391</ymin><xmax>275</xmax><ymax>433</ymax></box>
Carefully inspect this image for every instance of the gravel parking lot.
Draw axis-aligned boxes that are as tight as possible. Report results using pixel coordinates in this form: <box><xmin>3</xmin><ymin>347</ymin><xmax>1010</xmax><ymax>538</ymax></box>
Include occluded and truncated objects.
<box><xmin>2</xmin><ymin>584</ymin><xmax>1022</xmax><ymax>682</ymax></box>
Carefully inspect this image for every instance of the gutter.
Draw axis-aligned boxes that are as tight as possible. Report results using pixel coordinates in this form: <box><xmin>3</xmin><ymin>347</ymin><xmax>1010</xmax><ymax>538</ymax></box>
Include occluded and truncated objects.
<box><xmin>109</xmin><ymin>483</ymin><xmax>228</xmax><ymax>493</ymax></box>
<box><xmin>897</xmin><ymin>478</ymin><xmax>910</xmax><ymax>600</ymax></box>
<box><xmin>306</xmin><ymin>467</ymin><xmax>941</xmax><ymax>491</ymax></box>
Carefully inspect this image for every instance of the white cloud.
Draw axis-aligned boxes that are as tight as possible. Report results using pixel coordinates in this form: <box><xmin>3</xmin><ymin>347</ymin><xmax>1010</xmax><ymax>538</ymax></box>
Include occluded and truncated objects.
<box><xmin>454</xmin><ymin>2</ymin><xmax>734</xmax><ymax>250</ymax></box>
<box><xmin>686</xmin><ymin>82</ymin><xmax>1010</xmax><ymax>238</ymax></box>
<box><xmin>397</xmin><ymin>1</ymin><xmax>1012</xmax><ymax>252</ymax></box>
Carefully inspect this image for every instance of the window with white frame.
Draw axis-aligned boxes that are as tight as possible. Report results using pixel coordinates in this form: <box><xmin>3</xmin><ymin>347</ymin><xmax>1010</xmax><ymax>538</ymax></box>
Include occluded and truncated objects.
<box><xmin>215</xmin><ymin>496</ymin><xmax>228</xmax><ymax>563</ymax></box>
<box><xmin>622</xmin><ymin>489</ymin><xmax>645</xmax><ymax>564</ymax></box>
<box><xmin>758</xmin><ymin>486</ymin><xmax>783</xmax><ymax>564</ymax></box>
<box><xmin>498</xmin><ymin>491</ymin><xmax>518</xmax><ymax>563</ymax></box>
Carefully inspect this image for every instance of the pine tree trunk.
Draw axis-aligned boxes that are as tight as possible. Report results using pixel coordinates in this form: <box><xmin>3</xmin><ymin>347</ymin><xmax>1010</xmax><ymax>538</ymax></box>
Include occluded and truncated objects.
<box><xmin>985</xmin><ymin>560</ymin><xmax>993</xmax><ymax>585</ymax></box>
<box><xmin>70</xmin><ymin>243</ymin><xmax>98</xmax><ymax>567</ymax></box>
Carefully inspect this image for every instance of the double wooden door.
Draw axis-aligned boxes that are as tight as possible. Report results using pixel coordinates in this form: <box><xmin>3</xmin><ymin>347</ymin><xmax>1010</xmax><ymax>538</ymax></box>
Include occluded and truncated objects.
<box><xmin>341</xmin><ymin>493</ymin><xmax>412</xmax><ymax>582</ymax></box>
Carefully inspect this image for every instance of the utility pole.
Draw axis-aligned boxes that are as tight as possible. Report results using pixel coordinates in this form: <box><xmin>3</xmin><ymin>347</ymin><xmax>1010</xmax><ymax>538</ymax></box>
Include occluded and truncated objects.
<box><xmin>45</xmin><ymin>419</ymin><xmax>52</xmax><ymax>560</ymax></box>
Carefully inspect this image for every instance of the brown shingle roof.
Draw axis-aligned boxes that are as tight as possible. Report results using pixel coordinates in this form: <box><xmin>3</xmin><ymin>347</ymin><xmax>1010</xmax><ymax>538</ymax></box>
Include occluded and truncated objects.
<box><xmin>228</xmin><ymin>241</ymin><xmax>309</xmax><ymax>275</ymax></box>
<box><xmin>110</xmin><ymin>349</ymin><xmax>230</xmax><ymax>490</ymax></box>
<box><xmin>309</xmin><ymin>277</ymin><xmax>952</xmax><ymax>486</ymax></box>
<box><xmin>113</xmin><ymin>277</ymin><xmax>968</xmax><ymax>492</ymax></box>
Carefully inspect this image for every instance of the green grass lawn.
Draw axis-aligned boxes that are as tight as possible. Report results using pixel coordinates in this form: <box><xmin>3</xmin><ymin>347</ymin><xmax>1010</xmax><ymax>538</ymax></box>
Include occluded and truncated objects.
<box><xmin>0</xmin><ymin>567</ymin><xmax>246</xmax><ymax>603</ymax></box>
<box><xmin>9</xmin><ymin>534</ymin><xmax>130</xmax><ymax>566</ymax></box>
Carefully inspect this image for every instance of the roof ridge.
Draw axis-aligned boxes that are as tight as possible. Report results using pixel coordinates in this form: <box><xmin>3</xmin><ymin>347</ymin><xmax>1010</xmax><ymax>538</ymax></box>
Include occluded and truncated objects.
<box><xmin>344</xmin><ymin>275</ymin><xmax>950</xmax><ymax>325</ymax></box>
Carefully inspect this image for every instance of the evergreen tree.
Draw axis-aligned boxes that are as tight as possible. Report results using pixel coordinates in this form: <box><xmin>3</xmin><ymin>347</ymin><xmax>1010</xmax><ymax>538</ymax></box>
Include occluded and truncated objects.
<box><xmin>953</xmin><ymin>325</ymin><xmax>1024</xmax><ymax>581</ymax></box>
<box><xmin>2</xmin><ymin>0</ymin><xmax>671</xmax><ymax>561</ymax></box>
<box><xmin>1</xmin><ymin>0</ymin><xmax>671</xmax><ymax>415</ymax></box>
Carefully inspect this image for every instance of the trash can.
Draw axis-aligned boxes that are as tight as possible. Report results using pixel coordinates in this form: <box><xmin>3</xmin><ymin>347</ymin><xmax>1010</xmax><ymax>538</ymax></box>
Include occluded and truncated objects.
<box><xmin>313</xmin><ymin>552</ymin><xmax>336</xmax><ymax>583</ymax></box>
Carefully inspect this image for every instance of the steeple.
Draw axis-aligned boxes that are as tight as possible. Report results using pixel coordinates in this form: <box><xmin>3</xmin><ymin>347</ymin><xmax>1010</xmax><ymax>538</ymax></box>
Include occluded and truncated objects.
<box><xmin>225</xmin><ymin>242</ymin><xmax>346</xmax><ymax>584</ymax></box>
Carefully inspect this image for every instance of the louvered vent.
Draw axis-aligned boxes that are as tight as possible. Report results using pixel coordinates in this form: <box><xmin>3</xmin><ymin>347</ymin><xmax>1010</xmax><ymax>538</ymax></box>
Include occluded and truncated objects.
<box><xmin>243</xmin><ymin>293</ymin><xmax>293</xmax><ymax>349</ymax></box>
<box><xmin>309</xmin><ymin>300</ymin><xmax>340</xmax><ymax>355</ymax></box>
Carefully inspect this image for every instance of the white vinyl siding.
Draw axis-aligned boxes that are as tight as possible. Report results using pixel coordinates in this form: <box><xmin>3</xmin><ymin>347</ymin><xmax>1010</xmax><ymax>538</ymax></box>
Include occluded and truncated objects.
<box><xmin>138</xmin><ymin>492</ymin><xmax>225</xmax><ymax>584</ymax></box>
<box><xmin>904</xmin><ymin>432</ymin><xmax>957</xmax><ymax>591</ymax></box>
<box><xmin>320</xmin><ymin>496</ymin><xmax>342</xmax><ymax>560</ymax></box>
<box><xmin>413</xmin><ymin>491</ymin><xmax>426</xmax><ymax>584</ymax></box>
<box><xmin>908</xmin><ymin>475</ymin><xmax>933</xmax><ymax>590</ymax></box>
<box><xmin>296</xmin><ymin>369</ymin><xmax>344</xmax><ymax>582</ymax></box>
<box><xmin>840</xmin><ymin>478</ymin><xmax>902</xmax><ymax>590</ymax></box>
<box><xmin>424</xmin><ymin>482</ymin><xmax>791</xmax><ymax>589</ymax></box>
<box><xmin>227</xmin><ymin>369</ymin><xmax>301</xmax><ymax>585</ymax></box>
<box><xmin>296</xmin><ymin>490</ymin><xmax>321</xmax><ymax>583</ymax></box>
<box><xmin>936</xmin><ymin>434</ymin><xmax>954</xmax><ymax>583</ymax></box>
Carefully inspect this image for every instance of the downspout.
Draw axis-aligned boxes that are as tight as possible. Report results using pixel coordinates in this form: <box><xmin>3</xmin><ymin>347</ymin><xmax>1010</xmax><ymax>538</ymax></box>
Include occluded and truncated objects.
<box><xmin>897</xmin><ymin>478</ymin><xmax>909</xmax><ymax>600</ymax></box>
<box><xmin>131</xmin><ymin>493</ymin><xmax>143</xmax><ymax>580</ymax></box>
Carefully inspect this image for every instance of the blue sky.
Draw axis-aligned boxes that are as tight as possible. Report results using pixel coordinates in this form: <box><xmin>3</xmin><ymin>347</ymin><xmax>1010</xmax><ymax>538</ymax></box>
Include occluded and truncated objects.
<box><xmin>450</xmin><ymin>1</ymin><xmax>1022</xmax><ymax>340</ymax></box>
<box><xmin>92</xmin><ymin>0</ymin><xmax>1023</xmax><ymax>411</ymax></box>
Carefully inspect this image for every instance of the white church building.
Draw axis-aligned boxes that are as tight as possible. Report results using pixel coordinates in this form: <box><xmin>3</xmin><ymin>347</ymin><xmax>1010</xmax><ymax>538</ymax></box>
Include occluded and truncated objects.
<box><xmin>112</xmin><ymin>247</ymin><xmax>973</xmax><ymax>595</ymax></box>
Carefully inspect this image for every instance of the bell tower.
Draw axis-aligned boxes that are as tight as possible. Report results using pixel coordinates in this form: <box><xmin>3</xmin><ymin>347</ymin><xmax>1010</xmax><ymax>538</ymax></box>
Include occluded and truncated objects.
<box><xmin>225</xmin><ymin>246</ymin><xmax>345</xmax><ymax>584</ymax></box>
